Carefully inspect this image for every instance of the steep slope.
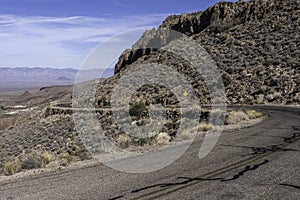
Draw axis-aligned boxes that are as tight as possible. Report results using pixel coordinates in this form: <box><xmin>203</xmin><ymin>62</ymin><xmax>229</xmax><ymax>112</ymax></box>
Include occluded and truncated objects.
<box><xmin>1</xmin><ymin>0</ymin><xmax>299</xmax><ymax>176</ymax></box>
<box><xmin>112</xmin><ymin>0</ymin><xmax>300</xmax><ymax>105</ymax></box>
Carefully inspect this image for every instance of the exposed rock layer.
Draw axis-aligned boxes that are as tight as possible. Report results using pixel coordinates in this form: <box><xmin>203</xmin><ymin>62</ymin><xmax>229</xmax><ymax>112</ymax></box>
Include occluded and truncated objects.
<box><xmin>113</xmin><ymin>0</ymin><xmax>300</xmax><ymax>105</ymax></box>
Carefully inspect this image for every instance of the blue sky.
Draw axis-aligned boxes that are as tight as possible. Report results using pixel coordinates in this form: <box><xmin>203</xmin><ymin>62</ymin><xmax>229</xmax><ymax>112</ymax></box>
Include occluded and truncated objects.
<box><xmin>0</xmin><ymin>0</ymin><xmax>233</xmax><ymax>69</ymax></box>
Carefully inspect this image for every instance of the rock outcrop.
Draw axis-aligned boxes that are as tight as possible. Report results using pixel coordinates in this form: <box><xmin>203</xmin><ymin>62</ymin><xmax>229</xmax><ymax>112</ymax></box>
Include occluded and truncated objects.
<box><xmin>113</xmin><ymin>0</ymin><xmax>300</xmax><ymax>105</ymax></box>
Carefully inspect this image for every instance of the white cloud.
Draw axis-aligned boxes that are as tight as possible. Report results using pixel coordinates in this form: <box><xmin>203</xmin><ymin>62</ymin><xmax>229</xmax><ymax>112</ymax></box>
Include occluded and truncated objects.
<box><xmin>0</xmin><ymin>14</ymin><xmax>169</xmax><ymax>68</ymax></box>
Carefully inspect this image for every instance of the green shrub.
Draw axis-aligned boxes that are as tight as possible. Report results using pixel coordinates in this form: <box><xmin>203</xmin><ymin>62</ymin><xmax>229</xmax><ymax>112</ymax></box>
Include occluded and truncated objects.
<box><xmin>21</xmin><ymin>154</ymin><xmax>42</xmax><ymax>170</ymax></box>
<box><xmin>222</xmin><ymin>73</ymin><xmax>233</xmax><ymax>87</ymax></box>
<box><xmin>129</xmin><ymin>101</ymin><xmax>147</xmax><ymax>118</ymax></box>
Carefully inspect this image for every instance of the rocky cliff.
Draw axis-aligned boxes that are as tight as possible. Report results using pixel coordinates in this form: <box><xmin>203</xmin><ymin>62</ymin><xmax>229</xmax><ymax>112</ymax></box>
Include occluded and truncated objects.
<box><xmin>113</xmin><ymin>0</ymin><xmax>300</xmax><ymax>105</ymax></box>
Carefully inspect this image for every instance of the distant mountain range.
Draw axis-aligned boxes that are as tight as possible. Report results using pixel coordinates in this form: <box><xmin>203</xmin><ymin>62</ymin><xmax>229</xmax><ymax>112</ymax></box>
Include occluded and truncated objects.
<box><xmin>0</xmin><ymin>67</ymin><xmax>114</xmax><ymax>92</ymax></box>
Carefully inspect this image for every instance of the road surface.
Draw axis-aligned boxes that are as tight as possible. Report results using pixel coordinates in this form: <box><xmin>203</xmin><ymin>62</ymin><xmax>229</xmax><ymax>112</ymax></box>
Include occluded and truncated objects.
<box><xmin>0</xmin><ymin>106</ymin><xmax>299</xmax><ymax>200</ymax></box>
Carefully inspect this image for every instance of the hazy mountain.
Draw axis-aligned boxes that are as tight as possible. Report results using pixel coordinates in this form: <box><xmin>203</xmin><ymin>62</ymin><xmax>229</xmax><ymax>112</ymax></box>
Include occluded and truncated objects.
<box><xmin>0</xmin><ymin>67</ymin><xmax>114</xmax><ymax>92</ymax></box>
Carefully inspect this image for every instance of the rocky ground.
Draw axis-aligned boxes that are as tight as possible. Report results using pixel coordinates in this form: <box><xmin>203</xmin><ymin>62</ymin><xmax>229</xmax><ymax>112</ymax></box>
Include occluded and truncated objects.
<box><xmin>0</xmin><ymin>0</ymin><xmax>299</xmax><ymax>176</ymax></box>
<box><xmin>0</xmin><ymin>102</ymin><xmax>264</xmax><ymax>176</ymax></box>
<box><xmin>112</xmin><ymin>0</ymin><xmax>300</xmax><ymax>105</ymax></box>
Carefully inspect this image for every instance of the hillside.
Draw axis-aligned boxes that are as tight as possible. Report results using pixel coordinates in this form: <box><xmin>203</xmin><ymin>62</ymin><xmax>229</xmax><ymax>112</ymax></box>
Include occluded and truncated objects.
<box><xmin>0</xmin><ymin>0</ymin><xmax>299</xmax><ymax>176</ymax></box>
<box><xmin>85</xmin><ymin>0</ymin><xmax>300</xmax><ymax>157</ymax></box>
<box><xmin>111</xmin><ymin>0</ymin><xmax>300</xmax><ymax>105</ymax></box>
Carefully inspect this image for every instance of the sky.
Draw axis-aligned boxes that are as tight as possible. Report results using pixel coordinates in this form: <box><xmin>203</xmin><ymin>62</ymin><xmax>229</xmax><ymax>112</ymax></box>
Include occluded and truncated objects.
<box><xmin>0</xmin><ymin>0</ymin><xmax>234</xmax><ymax>69</ymax></box>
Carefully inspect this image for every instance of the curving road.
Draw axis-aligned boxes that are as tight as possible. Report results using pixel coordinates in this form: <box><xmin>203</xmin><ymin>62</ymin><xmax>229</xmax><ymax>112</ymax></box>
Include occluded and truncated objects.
<box><xmin>0</xmin><ymin>106</ymin><xmax>299</xmax><ymax>200</ymax></box>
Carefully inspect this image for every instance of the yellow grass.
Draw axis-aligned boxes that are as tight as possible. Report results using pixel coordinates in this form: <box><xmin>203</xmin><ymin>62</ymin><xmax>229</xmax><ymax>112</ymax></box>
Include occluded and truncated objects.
<box><xmin>3</xmin><ymin>160</ymin><xmax>21</xmax><ymax>175</ymax></box>
<box><xmin>156</xmin><ymin>132</ymin><xmax>171</xmax><ymax>145</ymax></box>
<box><xmin>198</xmin><ymin>122</ymin><xmax>214</xmax><ymax>131</ymax></box>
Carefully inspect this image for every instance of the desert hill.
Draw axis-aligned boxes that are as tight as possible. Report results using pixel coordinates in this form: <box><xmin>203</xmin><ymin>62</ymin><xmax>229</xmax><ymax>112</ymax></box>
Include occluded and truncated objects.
<box><xmin>0</xmin><ymin>0</ymin><xmax>299</xmax><ymax>175</ymax></box>
<box><xmin>110</xmin><ymin>0</ymin><xmax>300</xmax><ymax>105</ymax></box>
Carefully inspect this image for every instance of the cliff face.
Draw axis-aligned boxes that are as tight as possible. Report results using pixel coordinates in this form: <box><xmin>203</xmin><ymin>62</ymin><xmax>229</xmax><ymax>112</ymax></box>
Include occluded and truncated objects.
<box><xmin>113</xmin><ymin>0</ymin><xmax>300</xmax><ymax>105</ymax></box>
<box><xmin>115</xmin><ymin>0</ymin><xmax>278</xmax><ymax>74</ymax></box>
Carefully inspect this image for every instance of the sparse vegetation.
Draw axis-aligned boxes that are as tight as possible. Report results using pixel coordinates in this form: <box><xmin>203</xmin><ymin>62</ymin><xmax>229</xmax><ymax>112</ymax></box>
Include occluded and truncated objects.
<box><xmin>41</xmin><ymin>152</ymin><xmax>52</xmax><ymax>167</ymax></box>
<box><xmin>20</xmin><ymin>154</ymin><xmax>42</xmax><ymax>170</ymax></box>
<box><xmin>226</xmin><ymin>110</ymin><xmax>249</xmax><ymax>124</ymax></box>
<box><xmin>1</xmin><ymin>0</ymin><xmax>296</xmax><ymax>178</ymax></box>
<box><xmin>129</xmin><ymin>101</ymin><xmax>147</xmax><ymax>118</ymax></box>
<box><xmin>198</xmin><ymin>122</ymin><xmax>214</xmax><ymax>131</ymax></box>
<box><xmin>116</xmin><ymin>134</ymin><xmax>132</xmax><ymax>148</ymax></box>
<box><xmin>246</xmin><ymin>110</ymin><xmax>264</xmax><ymax>119</ymax></box>
<box><xmin>222</xmin><ymin>73</ymin><xmax>233</xmax><ymax>87</ymax></box>
<box><xmin>226</xmin><ymin>109</ymin><xmax>263</xmax><ymax>124</ymax></box>
<box><xmin>178</xmin><ymin>129</ymin><xmax>192</xmax><ymax>140</ymax></box>
<box><xmin>156</xmin><ymin>132</ymin><xmax>171</xmax><ymax>145</ymax></box>
<box><xmin>3</xmin><ymin>160</ymin><xmax>21</xmax><ymax>175</ymax></box>
<box><xmin>0</xmin><ymin>115</ymin><xmax>18</xmax><ymax>131</ymax></box>
<box><xmin>21</xmin><ymin>154</ymin><xmax>42</xmax><ymax>170</ymax></box>
<box><xmin>62</xmin><ymin>153</ymin><xmax>73</xmax><ymax>166</ymax></box>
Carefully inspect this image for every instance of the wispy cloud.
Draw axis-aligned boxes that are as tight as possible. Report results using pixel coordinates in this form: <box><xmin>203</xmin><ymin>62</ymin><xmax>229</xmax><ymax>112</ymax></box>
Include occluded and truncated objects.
<box><xmin>0</xmin><ymin>14</ymin><xmax>169</xmax><ymax>68</ymax></box>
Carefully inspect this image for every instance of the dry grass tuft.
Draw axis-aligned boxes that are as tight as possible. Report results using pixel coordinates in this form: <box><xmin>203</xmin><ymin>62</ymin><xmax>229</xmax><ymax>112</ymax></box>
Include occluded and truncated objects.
<box><xmin>198</xmin><ymin>122</ymin><xmax>214</xmax><ymax>132</ymax></box>
<box><xmin>226</xmin><ymin>110</ymin><xmax>249</xmax><ymax>124</ymax></box>
<box><xmin>3</xmin><ymin>160</ymin><xmax>21</xmax><ymax>175</ymax></box>
<box><xmin>156</xmin><ymin>132</ymin><xmax>171</xmax><ymax>145</ymax></box>
<box><xmin>246</xmin><ymin>110</ymin><xmax>264</xmax><ymax>119</ymax></box>
<box><xmin>116</xmin><ymin>134</ymin><xmax>132</xmax><ymax>148</ymax></box>
<box><xmin>226</xmin><ymin>109</ymin><xmax>263</xmax><ymax>124</ymax></box>
<box><xmin>178</xmin><ymin>129</ymin><xmax>192</xmax><ymax>140</ymax></box>
<box><xmin>62</xmin><ymin>153</ymin><xmax>73</xmax><ymax>166</ymax></box>
<box><xmin>41</xmin><ymin>152</ymin><xmax>52</xmax><ymax>167</ymax></box>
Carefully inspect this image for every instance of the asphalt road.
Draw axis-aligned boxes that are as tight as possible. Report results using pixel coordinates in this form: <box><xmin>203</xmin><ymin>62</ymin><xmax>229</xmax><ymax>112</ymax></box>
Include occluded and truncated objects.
<box><xmin>0</xmin><ymin>106</ymin><xmax>299</xmax><ymax>200</ymax></box>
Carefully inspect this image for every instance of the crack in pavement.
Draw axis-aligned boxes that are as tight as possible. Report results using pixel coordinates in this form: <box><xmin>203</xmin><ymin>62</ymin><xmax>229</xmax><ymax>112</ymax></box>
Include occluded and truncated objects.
<box><xmin>131</xmin><ymin>177</ymin><xmax>223</xmax><ymax>193</ymax></box>
<box><xmin>222</xmin><ymin>132</ymin><xmax>300</xmax><ymax>157</ymax></box>
<box><xmin>221</xmin><ymin>159</ymin><xmax>269</xmax><ymax>182</ymax></box>
<box><xmin>279</xmin><ymin>183</ymin><xmax>300</xmax><ymax>190</ymax></box>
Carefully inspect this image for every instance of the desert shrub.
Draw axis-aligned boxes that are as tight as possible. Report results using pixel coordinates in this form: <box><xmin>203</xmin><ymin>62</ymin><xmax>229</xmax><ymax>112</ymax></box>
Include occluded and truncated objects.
<box><xmin>129</xmin><ymin>101</ymin><xmax>147</xmax><ymax>118</ymax></box>
<box><xmin>62</xmin><ymin>153</ymin><xmax>73</xmax><ymax>166</ymax></box>
<box><xmin>156</xmin><ymin>132</ymin><xmax>171</xmax><ymax>145</ymax></box>
<box><xmin>132</xmin><ymin>136</ymin><xmax>156</xmax><ymax>146</ymax></box>
<box><xmin>3</xmin><ymin>161</ymin><xmax>21</xmax><ymax>175</ymax></box>
<box><xmin>21</xmin><ymin>154</ymin><xmax>42</xmax><ymax>170</ymax></box>
<box><xmin>225</xmin><ymin>109</ymin><xmax>263</xmax><ymax>125</ymax></box>
<box><xmin>198</xmin><ymin>122</ymin><xmax>214</xmax><ymax>131</ymax></box>
<box><xmin>246</xmin><ymin>110</ymin><xmax>264</xmax><ymax>119</ymax></box>
<box><xmin>41</xmin><ymin>152</ymin><xmax>52</xmax><ymax>166</ymax></box>
<box><xmin>264</xmin><ymin>18</ymin><xmax>273</xmax><ymax>25</ymax></box>
<box><xmin>178</xmin><ymin>129</ymin><xmax>192</xmax><ymax>140</ymax></box>
<box><xmin>222</xmin><ymin>73</ymin><xmax>233</xmax><ymax>87</ymax></box>
<box><xmin>226</xmin><ymin>110</ymin><xmax>249</xmax><ymax>124</ymax></box>
<box><xmin>116</xmin><ymin>134</ymin><xmax>132</xmax><ymax>148</ymax></box>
